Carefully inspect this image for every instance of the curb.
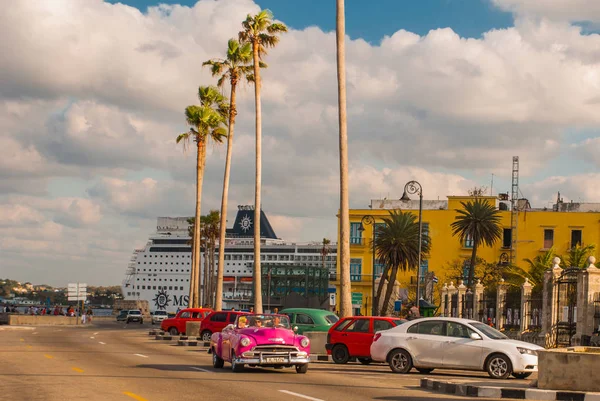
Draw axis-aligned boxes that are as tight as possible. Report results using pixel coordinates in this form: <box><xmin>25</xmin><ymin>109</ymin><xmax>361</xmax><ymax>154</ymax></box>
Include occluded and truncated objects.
<box><xmin>420</xmin><ymin>378</ymin><xmax>600</xmax><ymax>401</ymax></box>
<box><xmin>310</xmin><ymin>355</ymin><xmax>331</xmax><ymax>362</ymax></box>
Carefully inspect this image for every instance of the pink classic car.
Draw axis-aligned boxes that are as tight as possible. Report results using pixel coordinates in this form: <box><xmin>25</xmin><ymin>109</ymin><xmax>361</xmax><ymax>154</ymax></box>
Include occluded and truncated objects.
<box><xmin>210</xmin><ymin>314</ymin><xmax>311</xmax><ymax>373</ymax></box>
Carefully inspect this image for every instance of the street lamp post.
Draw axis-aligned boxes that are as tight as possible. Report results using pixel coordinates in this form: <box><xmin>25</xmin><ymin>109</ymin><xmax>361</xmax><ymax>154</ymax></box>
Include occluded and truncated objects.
<box><xmin>401</xmin><ymin>180</ymin><xmax>423</xmax><ymax>304</ymax></box>
<box><xmin>358</xmin><ymin>215</ymin><xmax>376</xmax><ymax>316</ymax></box>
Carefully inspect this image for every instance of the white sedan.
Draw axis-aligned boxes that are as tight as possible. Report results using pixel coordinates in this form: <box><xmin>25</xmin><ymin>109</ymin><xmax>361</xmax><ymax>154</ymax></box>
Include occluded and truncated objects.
<box><xmin>370</xmin><ymin>317</ymin><xmax>542</xmax><ymax>379</ymax></box>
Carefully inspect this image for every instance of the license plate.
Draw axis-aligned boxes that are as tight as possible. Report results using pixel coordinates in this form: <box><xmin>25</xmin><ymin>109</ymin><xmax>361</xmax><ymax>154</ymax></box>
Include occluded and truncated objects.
<box><xmin>266</xmin><ymin>357</ymin><xmax>286</xmax><ymax>363</ymax></box>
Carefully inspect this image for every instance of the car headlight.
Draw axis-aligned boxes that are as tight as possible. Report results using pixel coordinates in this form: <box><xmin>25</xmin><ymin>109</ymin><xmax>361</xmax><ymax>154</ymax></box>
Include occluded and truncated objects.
<box><xmin>517</xmin><ymin>347</ymin><xmax>537</xmax><ymax>356</ymax></box>
<box><xmin>240</xmin><ymin>337</ymin><xmax>251</xmax><ymax>347</ymax></box>
<box><xmin>300</xmin><ymin>338</ymin><xmax>310</xmax><ymax>348</ymax></box>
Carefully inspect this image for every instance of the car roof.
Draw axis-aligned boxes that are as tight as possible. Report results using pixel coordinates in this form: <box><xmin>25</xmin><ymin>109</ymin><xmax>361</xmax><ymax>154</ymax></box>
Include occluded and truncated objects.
<box><xmin>280</xmin><ymin>308</ymin><xmax>336</xmax><ymax>316</ymax></box>
<box><xmin>405</xmin><ymin>317</ymin><xmax>480</xmax><ymax>324</ymax></box>
<box><xmin>340</xmin><ymin>316</ymin><xmax>404</xmax><ymax>320</ymax></box>
<box><xmin>181</xmin><ymin>308</ymin><xmax>212</xmax><ymax>312</ymax></box>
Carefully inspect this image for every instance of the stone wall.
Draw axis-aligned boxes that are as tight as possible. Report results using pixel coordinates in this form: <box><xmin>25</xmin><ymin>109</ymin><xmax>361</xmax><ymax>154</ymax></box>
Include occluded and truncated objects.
<box><xmin>538</xmin><ymin>347</ymin><xmax>600</xmax><ymax>391</ymax></box>
<box><xmin>7</xmin><ymin>315</ymin><xmax>79</xmax><ymax>326</ymax></box>
<box><xmin>113</xmin><ymin>300</ymin><xmax>151</xmax><ymax>317</ymax></box>
<box><xmin>304</xmin><ymin>331</ymin><xmax>327</xmax><ymax>355</ymax></box>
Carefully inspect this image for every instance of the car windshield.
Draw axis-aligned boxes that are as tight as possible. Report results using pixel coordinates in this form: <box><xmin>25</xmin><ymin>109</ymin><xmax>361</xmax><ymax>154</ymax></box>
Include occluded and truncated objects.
<box><xmin>237</xmin><ymin>314</ymin><xmax>291</xmax><ymax>329</ymax></box>
<box><xmin>324</xmin><ymin>314</ymin><xmax>339</xmax><ymax>324</ymax></box>
<box><xmin>155</xmin><ymin>311</ymin><xmax>167</xmax><ymax>316</ymax></box>
<box><xmin>471</xmin><ymin>322</ymin><xmax>508</xmax><ymax>339</ymax></box>
<box><xmin>129</xmin><ymin>311</ymin><xmax>141</xmax><ymax>315</ymax></box>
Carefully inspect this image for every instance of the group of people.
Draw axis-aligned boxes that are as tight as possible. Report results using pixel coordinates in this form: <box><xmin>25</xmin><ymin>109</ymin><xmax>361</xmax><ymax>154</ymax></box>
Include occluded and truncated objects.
<box><xmin>1</xmin><ymin>304</ymin><xmax>94</xmax><ymax>322</ymax></box>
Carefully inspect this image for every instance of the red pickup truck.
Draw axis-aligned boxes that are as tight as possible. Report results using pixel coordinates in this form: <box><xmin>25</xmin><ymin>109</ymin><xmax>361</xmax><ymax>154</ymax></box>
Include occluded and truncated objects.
<box><xmin>160</xmin><ymin>308</ymin><xmax>212</xmax><ymax>335</ymax></box>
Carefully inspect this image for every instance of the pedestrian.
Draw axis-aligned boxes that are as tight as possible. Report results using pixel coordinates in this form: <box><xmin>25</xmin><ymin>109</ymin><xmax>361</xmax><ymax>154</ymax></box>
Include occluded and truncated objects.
<box><xmin>81</xmin><ymin>310</ymin><xmax>87</xmax><ymax>324</ymax></box>
<box><xmin>273</xmin><ymin>307</ymin><xmax>279</xmax><ymax>314</ymax></box>
<box><xmin>231</xmin><ymin>307</ymin><xmax>235</xmax><ymax>311</ymax></box>
<box><xmin>249</xmin><ymin>307</ymin><xmax>254</xmax><ymax>313</ymax></box>
<box><xmin>87</xmin><ymin>308</ymin><xmax>93</xmax><ymax>324</ymax></box>
<box><xmin>487</xmin><ymin>317</ymin><xmax>494</xmax><ymax>327</ymax></box>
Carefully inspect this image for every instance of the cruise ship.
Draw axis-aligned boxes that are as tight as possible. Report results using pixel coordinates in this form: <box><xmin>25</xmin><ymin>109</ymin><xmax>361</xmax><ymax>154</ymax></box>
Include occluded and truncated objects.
<box><xmin>122</xmin><ymin>206</ymin><xmax>337</xmax><ymax>313</ymax></box>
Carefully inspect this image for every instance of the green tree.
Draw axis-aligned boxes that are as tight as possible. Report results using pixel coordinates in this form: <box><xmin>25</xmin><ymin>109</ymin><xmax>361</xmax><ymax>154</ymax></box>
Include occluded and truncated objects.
<box><xmin>177</xmin><ymin>86</ymin><xmax>228</xmax><ymax>308</ymax></box>
<box><xmin>203</xmin><ymin>39</ymin><xmax>253</xmax><ymax>311</ymax></box>
<box><xmin>373</xmin><ymin>210</ymin><xmax>431</xmax><ymax>315</ymax></box>
<box><xmin>503</xmin><ymin>248</ymin><xmax>556</xmax><ymax>294</ymax></box>
<box><xmin>199</xmin><ymin>210</ymin><xmax>220</xmax><ymax>307</ymax></box>
<box><xmin>563</xmin><ymin>244</ymin><xmax>596</xmax><ymax>268</ymax></box>
<box><xmin>451</xmin><ymin>198</ymin><xmax>502</xmax><ymax>289</ymax></box>
<box><xmin>239</xmin><ymin>10</ymin><xmax>287</xmax><ymax>314</ymax></box>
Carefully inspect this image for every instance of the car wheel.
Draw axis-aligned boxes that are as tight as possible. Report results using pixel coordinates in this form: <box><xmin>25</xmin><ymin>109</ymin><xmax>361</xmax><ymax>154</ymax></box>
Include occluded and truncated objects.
<box><xmin>331</xmin><ymin>344</ymin><xmax>350</xmax><ymax>364</ymax></box>
<box><xmin>212</xmin><ymin>350</ymin><xmax>224</xmax><ymax>369</ymax></box>
<box><xmin>512</xmin><ymin>372</ymin><xmax>532</xmax><ymax>380</ymax></box>
<box><xmin>417</xmin><ymin>368</ymin><xmax>434</xmax><ymax>374</ymax></box>
<box><xmin>486</xmin><ymin>354</ymin><xmax>512</xmax><ymax>379</ymax></box>
<box><xmin>201</xmin><ymin>330</ymin><xmax>212</xmax><ymax>342</ymax></box>
<box><xmin>388</xmin><ymin>349</ymin><xmax>413</xmax><ymax>374</ymax></box>
<box><xmin>231</xmin><ymin>353</ymin><xmax>244</xmax><ymax>372</ymax></box>
<box><xmin>126</xmin><ymin>320</ymin><xmax>130</xmax><ymax>324</ymax></box>
<box><xmin>295</xmin><ymin>364</ymin><xmax>308</xmax><ymax>374</ymax></box>
<box><xmin>358</xmin><ymin>358</ymin><xmax>372</xmax><ymax>365</ymax></box>
<box><xmin>151</xmin><ymin>321</ymin><xmax>154</xmax><ymax>325</ymax></box>
<box><xmin>140</xmin><ymin>319</ymin><xmax>143</xmax><ymax>324</ymax></box>
<box><xmin>169</xmin><ymin>327</ymin><xmax>179</xmax><ymax>336</ymax></box>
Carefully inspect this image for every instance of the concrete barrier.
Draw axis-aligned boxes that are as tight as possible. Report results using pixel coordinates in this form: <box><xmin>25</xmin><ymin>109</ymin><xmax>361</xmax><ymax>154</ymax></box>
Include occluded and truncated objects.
<box><xmin>7</xmin><ymin>315</ymin><xmax>79</xmax><ymax>326</ymax></box>
<box><xmin>304</xmin><ymin>331</ymin><xmax>328</xmax><ymax>355</ymax></box>
<box><xmin>538</xmin><ymin>347</ymin><xmax>600</xmax><ymax>392</ymax></box>
<box><xmin>186</xmin><ymin>321</ymin><xmax>201</xmax><ymax>336</ymax></box>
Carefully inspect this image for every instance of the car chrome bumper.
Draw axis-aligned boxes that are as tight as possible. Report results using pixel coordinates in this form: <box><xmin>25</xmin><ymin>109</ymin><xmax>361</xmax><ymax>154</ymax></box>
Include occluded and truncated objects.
<box><xmin>235</xmin><ymin>352</ymin><xmax>310</xmax><ymax>365</ymax></box>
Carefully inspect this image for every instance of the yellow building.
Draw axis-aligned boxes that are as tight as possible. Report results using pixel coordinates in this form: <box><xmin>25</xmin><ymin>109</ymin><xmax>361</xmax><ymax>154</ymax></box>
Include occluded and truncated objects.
<box><xmin>335</xmin><ymin>195</ymin><xmax>600</xmax><ymax>315</ymax></box>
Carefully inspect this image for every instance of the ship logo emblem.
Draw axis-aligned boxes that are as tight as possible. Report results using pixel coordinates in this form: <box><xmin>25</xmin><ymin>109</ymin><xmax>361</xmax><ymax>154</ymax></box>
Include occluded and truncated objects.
<box><xmin>240</xmin><ymin>215</ymin><xmax>252</xmax><ymax>232</ymax></box>
<box><xmin>153</xmin><ymin>289</ymin><xmax>171</xmax><ymax>310</ymax></box>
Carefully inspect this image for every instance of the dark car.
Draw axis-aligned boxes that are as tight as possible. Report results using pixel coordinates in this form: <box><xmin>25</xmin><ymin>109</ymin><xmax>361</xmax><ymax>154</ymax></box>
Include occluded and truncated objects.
<box><xmin>326</xmin><ymin>316</ymin><xmax>406</xmax><ymax>364</ymax></box>
<box><xmin>116</xmin><ymin>310</ymin><xmax>128</xmax><ymax>322</ymax></box>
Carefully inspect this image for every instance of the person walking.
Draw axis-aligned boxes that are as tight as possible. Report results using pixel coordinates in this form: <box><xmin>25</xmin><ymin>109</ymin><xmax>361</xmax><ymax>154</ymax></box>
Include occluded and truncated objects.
<box><xmin>87</xmin><ymin>308</ymin><xmax>93</xmax><ymax>324</ymax></box>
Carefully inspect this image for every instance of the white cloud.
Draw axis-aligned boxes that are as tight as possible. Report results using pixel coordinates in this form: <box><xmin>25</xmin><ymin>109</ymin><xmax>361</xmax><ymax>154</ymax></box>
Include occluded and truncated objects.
<box><xmin>1</xmin><ymin>0</ymin><xmax>600</xmax><ymax>285</ymax></box>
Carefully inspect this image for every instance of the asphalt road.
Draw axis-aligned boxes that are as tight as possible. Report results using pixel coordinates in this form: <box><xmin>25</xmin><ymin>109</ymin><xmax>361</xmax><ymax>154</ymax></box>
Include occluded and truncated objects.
<box><xmin>0</xmin><ymin>321</ymin><xmax>531</xmax><ymax>401</ymax></box>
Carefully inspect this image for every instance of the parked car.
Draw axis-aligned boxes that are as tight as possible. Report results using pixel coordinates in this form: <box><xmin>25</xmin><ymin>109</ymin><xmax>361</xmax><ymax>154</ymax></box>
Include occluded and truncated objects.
<box><xmin>126</xmin><ymin>310</ymin><xmax>143</xmax><ymax>324</ymax></box>
<box><xmin>160</xmin><ymin>308</ymin><xmax>212</xmax><ymax>335</ymax></box>
<box><xmin>151</xmin><ymin>310</ymin><xmax>169</xmax><ymax>325</ymax></box>
<box><xmin>116</xmin><ymin>310</ymin><xmax>128</xmax><ymax>322</ymax></box>
<box><xmin>199</xmin><ymin>311</ymin><xmax>248</xmax><ymax>342</ymax></box>
<box><xmin>280</xmin><ymin>308</ymin><xmax>339</xmax><ymax>334</ymax></box>
<box><xmin>326</xmin><ymin>316</ymin><xmax>407</xmax><ymax>364</ymax></box>
<box><xmin>370</xmin><ymin>317</ymin><xmax>543</xmax><ymax>379</ymax></box>
<box><xmin>210</xmin><ymin>314</ymin><xmax>310</xmax><ymax>373</ymax></box>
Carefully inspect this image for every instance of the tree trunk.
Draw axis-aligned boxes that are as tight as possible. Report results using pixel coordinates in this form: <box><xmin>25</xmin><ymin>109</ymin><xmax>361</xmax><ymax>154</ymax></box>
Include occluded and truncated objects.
<box><xmin>381</xmin><ymin>265</ymin><xmax>399</xmax><ymax>316</ymax></box>
<box><xmin>215</xmin><ymin>79</ymin><xmax>238</xmax><ymax>311</ymax></box>
<box><xmin>374</xmin><ymin>266</ymin><xmax>389</xmax><ymax>316</ymax></box>
<box><xmin>211</xmin><ymin>240</ymin><xmax>216</xmax><ymax>307</ymax></box>
<box><xmin>336</xmin><ymin>0</ymin><xmax>351</xmax><ymax>317</ymax></box>
<box><xmin>190</xmin><ymin>139</ymin><xmax>206</xmax><ymax>308</ymax></box>
<box><xmin>468</xmin><ymin>240</ymin><xmax>478</xmax><ymax>289</ymax></box>
<box><xmin>252</xmin><ymin>40</ymin><xmax>263</xmax><ymax>314</ymax></box>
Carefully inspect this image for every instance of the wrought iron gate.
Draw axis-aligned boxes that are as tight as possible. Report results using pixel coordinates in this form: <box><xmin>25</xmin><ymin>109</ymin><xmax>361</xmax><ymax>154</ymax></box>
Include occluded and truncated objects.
<box><xmin>479</xmin><ymin>289</ymin><xmax>497</xmax><ymax>325</ymax></box>
<box><xmin>462</xmin><ymin>291</ymin><xmax>474</xmax><ymax>319</ymax></box>
<box><xmin>554</xmin><ymin>268</ymin><xmax>579</xmax><ymax>347</ymax></box>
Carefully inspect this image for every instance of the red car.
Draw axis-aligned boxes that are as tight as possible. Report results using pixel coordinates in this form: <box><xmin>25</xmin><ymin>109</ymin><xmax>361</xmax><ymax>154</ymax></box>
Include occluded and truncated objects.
<box><xmin>199</xmin><ymin>311</ymin><xmax>249</xmax><ymax>342</ymax></box>
<box><xmin>160</xmin><ymin>308</ymin><xmax>212</xmax><ymax>335</ymax></box>
<box><xmin>326</xmin><ymin>316</ymin><xmax>406</xmax><ymax>364</ymax></box>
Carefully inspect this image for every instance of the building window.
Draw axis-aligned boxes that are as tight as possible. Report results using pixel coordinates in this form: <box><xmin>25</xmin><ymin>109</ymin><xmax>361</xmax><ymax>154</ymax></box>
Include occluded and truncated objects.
<box><xmin>571</xmin><ymin>230</ymin><xmax>582</xmax><ymax>248</ymax></box>
<box><xmin>350</xmin><ymin>222</ymin><xmax>362</xmax><ymax>244</ymax></box>
<box><xmin>543</xmin><ymin>229</ymin><xmax>554</xmax><ymax>249</ymax></box>
<box><xmin>464</xmin><ymin>234</ymin><xmax>474</xmax><ymax>248</ymax></box>
<box><xmin>419</xmin><ymin>260</ymin><xmax>429</xmax><ymax>283</ymax></box>
<box><xmin>374</xmin><ymin>263</ymin><xmax>384</xmax><ymax>276</ymax></box>
<box><xmin>350</xmin><ymin>258</ymin><xmax>362</xmax><ymax>281</ymax></box>
<box><xmin>374</xmin><ymin>222</ymin><xmax>386</xmax><ymax>240</ymax></box>
<box><xmin>503</xmin><ymin>229</ymin><xmax>512</xmax><ymax>248</ymax></box>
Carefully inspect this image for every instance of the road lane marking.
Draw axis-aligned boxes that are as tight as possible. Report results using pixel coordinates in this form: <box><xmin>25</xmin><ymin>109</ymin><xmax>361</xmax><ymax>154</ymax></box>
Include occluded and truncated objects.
<box><xmin>134</xmin><ymin>354</ymin><xmax>148</xmax><ymax>358</ymax></box>
<box><xmin>32</xmin><ymin>332</ymin><xmax>38</xmax><ymax>335</ymax></box>
<box><xmin>99</xmin><ymin>342</ymin><xmax>106</xmax><ymax>345</ymax></box>
<box><xmin>44</xmin><ymin>355</ymin><xmax>53</xmax><ymax>359</ymax></box>
<box><xmin>19</xmin><ymin>339</ymin><xmax>24</xmax><ymax>342</ymax></box>
<box><xmin>278</xmin><ymin>390</ymin><xmax>324</xmax><ymax>401</ymax></box>
<box><xmin>72</xmin><ymin>367</ymin><xmax>84</xmax><ymax>373</ymax></box>
<box><xmin>90</xmin><ymin>336</ymin><xmax>95</xmax><ymax>339</ymax></box>
<box><xmin>93</xmin><ymin>332</ymin><xmax>99</xmax><ymax>335</ymax></box>
<box><xmin>190</xmin><ymin>367</ymin><xmax>210</xmax><ymax>373</ymax></box>
<box><xmin>123</xmin><ymin>392</ymin><xmax>148</xmax><ymax>401</ymax></box>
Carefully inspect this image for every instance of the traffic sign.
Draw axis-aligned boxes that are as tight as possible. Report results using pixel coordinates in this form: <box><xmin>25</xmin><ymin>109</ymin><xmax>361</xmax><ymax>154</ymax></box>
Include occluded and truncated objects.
<box><xmin>329</xmin><ymin>293</ymin><xmax>336</xmax><ymax>306</ymax></box>
<box><xmin>351</xmin><ymin>292</ymin><xmax>363</xmax><ymax>306</ymax></box>
<box><xmin>67</xmin><ymin>283</ymin><xmax>87</xmax><ymax>301</ymax></box>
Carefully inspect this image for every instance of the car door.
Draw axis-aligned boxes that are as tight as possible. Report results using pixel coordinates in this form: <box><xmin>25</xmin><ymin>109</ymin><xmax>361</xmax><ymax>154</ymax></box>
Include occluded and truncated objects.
<box><xmin>441</xmin><ymin>321</ymin><xmax>483</xmax><ymax>369</ymax></box>
<box><xmin>295</xmin><ymin>313</ymin><xmax>315</xmax><ymax>334</ymax></box>
<box><xmin>177</xmin><ymin>311</ymin><xmax>191</xmax><ymax>332</ymax></box>
<box><xmin>404</xmin><ymin>320</ymin><xmax>446</xmax><ymax>367</ymax></box>
<box><xmin>220</xmin><ymin>323</ymin><xmax>235</xmax><ymax>362</ymax></box>
<box><xmin>342</xmin><ymin>318</ymin><xmax>372</xmax><ymax>357</ymax></box>
<box><xmin>209</xmin><ymin>312</ymin><xmax>228</xmax><ymax>332</ymax></box>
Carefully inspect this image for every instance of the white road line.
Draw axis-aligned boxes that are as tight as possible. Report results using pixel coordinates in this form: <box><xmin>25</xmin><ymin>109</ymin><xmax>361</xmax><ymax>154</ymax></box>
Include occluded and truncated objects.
<box><xmin>278</xmin><ymin>390</ymin><xmax>324</xmax><ymax>401</ymax></box>
<box><xmin>93</xmin><ymin>332</ymin><xmax>99</xmax><ymax>335</ymax></box>
<box><xmin>32</xmin><ymin>332</ymin><xmax>38</xmax><ymax>335</ymax></box>
<box><xmin>90</xmin><ymin>337</ymin><xmax>95</xmax><ymax>339</ymax></box>
<box><xmin>190</xmin><ymin>367</ymin><xmax>211</xmax><ymax>373</ymax></box>
<box><xmin>134</xmin><ymin>354</ymin><xmax>149</xmax><ymax>358</ymax></box>
<box><xmin>99</xmin><ymin>342</ymin><xmax>106</xmax><ymax>345</ymax></box>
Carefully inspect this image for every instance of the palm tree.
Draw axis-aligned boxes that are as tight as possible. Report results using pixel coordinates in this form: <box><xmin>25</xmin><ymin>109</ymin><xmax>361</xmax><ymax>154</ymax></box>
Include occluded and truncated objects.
<box><xmin>239</xmin><ymin>10</ymin><xmax>287</xmax><ymax>314</ymax></box>
<box><xmin>177</xmin><ymin>86</ymin><xmax>228</xmax><ymax>308</ymax></box>
<box><xmin>203</xmin><ymin>39</ymin><xmax>253</xmax><ymax>311</ymax></box>
<box><xmin>504</xmin><ymin>248</ymin><xmax>555</xmax><ymax>294</ymax></box>
<box><xmin>563</xmin><ymin>244</ymin><xmax>596</xmax><ymax>268</ymax></box>
<box><xmin>373</xmin><ymin>210</ymin><xmax>431</xmax><ymax>316</ymax></box>
<box><xmin>199</xmin><ymin>210</ymin><xmax>220</xmax><ymax>307</ymax></box>
<box><xmin>335</xmin><ymin>0</ymin><xmax>351</xmax><ymax>317</ymax></box>
<box><xmin>451</xmin><ymin>198</ymin><xmax>502</xmax><ymax>289</ymax></box>
<box><xmin>321</xmin><ymin>238</ymin><xmax>331</xmax><ymax>272</ymax></box>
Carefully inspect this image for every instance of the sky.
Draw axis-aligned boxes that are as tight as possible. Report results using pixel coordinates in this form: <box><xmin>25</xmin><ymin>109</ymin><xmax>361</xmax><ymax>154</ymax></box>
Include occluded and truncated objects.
<box><xmin>2</xmin><ymin>0</ymin><xmax>600</xmax><ymax>286</ymax></box>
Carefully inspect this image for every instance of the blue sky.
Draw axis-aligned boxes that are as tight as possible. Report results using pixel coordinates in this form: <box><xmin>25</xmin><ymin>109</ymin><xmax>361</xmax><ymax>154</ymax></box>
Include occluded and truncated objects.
<box><xmin>109</xmin><ymin>0</ymin><xmax>514</xmax><ymax>41</ymax></box>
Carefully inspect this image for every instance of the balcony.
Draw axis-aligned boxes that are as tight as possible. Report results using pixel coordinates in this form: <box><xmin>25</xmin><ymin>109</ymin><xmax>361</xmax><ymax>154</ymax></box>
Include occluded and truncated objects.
<box><xmin>350</xmin><ymin>237</ymin><xmax>365</xmax><ymax>246</ymax></box>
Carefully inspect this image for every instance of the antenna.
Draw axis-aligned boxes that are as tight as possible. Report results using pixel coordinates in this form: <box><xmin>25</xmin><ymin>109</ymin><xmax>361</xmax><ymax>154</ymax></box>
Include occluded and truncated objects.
<box><xmin>490</xmin><ymin>174</ymin><xmax>494</xmax><ymax>196</ymax></box>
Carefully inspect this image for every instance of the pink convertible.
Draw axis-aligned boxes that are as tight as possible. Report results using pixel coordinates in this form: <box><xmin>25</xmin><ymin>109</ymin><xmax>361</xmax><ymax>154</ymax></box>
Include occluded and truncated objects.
<box><xmin>210</xmin><ymin>314</ymin><xmax>311</xmax><ymax>373</ymax></box>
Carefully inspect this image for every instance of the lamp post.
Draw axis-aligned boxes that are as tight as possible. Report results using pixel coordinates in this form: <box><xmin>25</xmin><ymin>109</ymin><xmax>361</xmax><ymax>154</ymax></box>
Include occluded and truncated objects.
<box><xmin>358</xmin><ymin>215</ymin><xmax>376</xmax><ymax>316</ymax></box>
<box><xmin>401</xmin><ymin>180</ymin><xmax>423</xmax><ymax>303</ymax></box>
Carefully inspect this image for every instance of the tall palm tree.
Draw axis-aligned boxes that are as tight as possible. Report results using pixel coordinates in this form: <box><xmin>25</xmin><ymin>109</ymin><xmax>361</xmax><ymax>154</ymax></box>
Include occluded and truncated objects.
<box><xmin>335</xmin><ymin>0</ymin><xmax>351</xmax><ymax>317</ymax></box>
<box><xmin>203</xmin><ymin>39</ymin><xmax>253</xmax><ymax>311</ymax></box>
<box><xmin>373</xmin><ymin>210</ymin><xmax>431</xmax><ymax>315</ymax></box>
<box><xmin>451</xmin><ymin>198</ymin><xmax>502</xmax><ymax>289</ymax></box>
<box><xmin>177</xmin><ymin>86</ymin><xmax>228</xmax><ymax>308</ymax></box>
<box><xmin>321</xmin><ymin>238</ymin><xmax>331</xmax><ymax>272</ymax></box>
<box><xmin>239</xmin><ymin>10</ymin><xmax>287</xmax><ymax>314</ymax></box>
